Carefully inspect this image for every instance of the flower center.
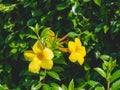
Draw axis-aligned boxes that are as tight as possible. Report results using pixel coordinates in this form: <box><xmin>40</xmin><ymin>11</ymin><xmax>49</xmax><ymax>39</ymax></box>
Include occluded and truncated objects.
<box><xmin>37</xmin><ymin>52</ymin><xmax>44</xmax><ymax>60</ymax></box>
<box><xmin>76</xmin><ymin>46</ymin><xmax>81</xmax><ymax>52</ymax></box>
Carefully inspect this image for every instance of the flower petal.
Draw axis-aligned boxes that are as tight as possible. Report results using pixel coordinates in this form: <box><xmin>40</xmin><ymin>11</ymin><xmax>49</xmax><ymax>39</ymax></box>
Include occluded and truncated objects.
<box><xmin>43</xmin><ymin>48</ymin><xmax>54</xmax><ymax>59</ymax></box>
<box><xmin>41</xmin><ymin>59</ymin><xmax>53</xmax><ymax>70</ymax></box>
<box><xmin>75</xmin><ymin>38</ymin><xmax>82</xmax><ymax>46</ymax></box>
<box><xmin>80</xmin><ymin>46</ymin><xmax>86</xmax><ymax>56</ymax></box>
<box><xmin>28</xmin><ymin>59</ymin><xmax>41</xmax><ymax>73</ymax></box>
<box><xmin>78</xmin><ymin>57</ymin><xmax>84</xmax><ymax>65</ymax></box>
<box><xmin>78</xmin><ymin>46</ymin><xmax>86</xmax><ymax>57</ymax></box>
<box><xmin>69</xmin><ymin>52</ymin><xmax>78</xmax><ymax>62</ymax></box>
<box><xmin>24</xmin><ymin>50</ymin><xmax>36</xmax><ymax>61</ymax></box>
<box><xmin>68</xmin><ymin>41</ymin><xmax>76</xmax><ymax>52</ymax></box>
<box><xmin>32</xmin><ymin>40</ymin><xmax>43</xmax><ymax>53</ymax></box>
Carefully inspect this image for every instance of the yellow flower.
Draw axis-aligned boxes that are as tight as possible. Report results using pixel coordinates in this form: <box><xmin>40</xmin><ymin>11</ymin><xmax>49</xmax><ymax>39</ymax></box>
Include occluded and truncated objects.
<box><xmin>68</xmin><ymin>38</ymin><xmax>86</xmax><ymax>65</ymax></box>
<box><xmin>24</xmin><ymin>40</ymin><xmax>54</xmax><ymax>73</ymax></box>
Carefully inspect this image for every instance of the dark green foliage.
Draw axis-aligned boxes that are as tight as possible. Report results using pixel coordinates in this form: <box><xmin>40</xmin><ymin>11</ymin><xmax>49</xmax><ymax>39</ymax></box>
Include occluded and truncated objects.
<box><xmin>0</xmin><ymin>0</ymin><xmax>120</xmax><ymax>89</ymax></box>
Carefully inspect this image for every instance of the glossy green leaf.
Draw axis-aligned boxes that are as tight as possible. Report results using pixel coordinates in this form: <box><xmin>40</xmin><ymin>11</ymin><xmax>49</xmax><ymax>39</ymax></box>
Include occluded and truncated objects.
<box><xmin>10</xmin><ymin>48</ymin><xmax>17</xmax><ymax>54</ymax></box>
<box><xmin>40</xmin><ymin>27</ymin><xmax>50</xmax><ymax>37</ymax></box>
<box><xmin>68</xmin><ymin>79</ymin><xmax>74</xmax><ymax>90</ymax></box>
<box><xmin>87</xmin><ymin>80</ymin><xmax>105</xmax><ymax>90</ymax></box>
<box><xmin>95</xmin><ymin>23</ymin><xmax>104</xmax><ymax>33</ymax></box>
<box><xmin>62</xmin><ymin>84</ymin><xmax>68</xmax><ymax>90</ymax></box>
<box><xmin>87</xmin><ymin>80</ymin><xmax>99</xmax><ymax>86</ymax></box>
<box><xmin>40</xmin><ymin>71</ymin><xmax>46</xmax><ymax>81</ymax></box>
<box><xmin>52</xmin><ymin>66</ymin><xmax>64</xmax><ymax>72</ymax></box>
<box><xmin>50</xmin><ymin>83</ymin><xmax>62</xmax><ymax>90</ymax></box>
<box><xmin>94</xmin><ymin>67</ymin><xmax>106</xmax><ymax>78</ymax></box>
<box><xmin>83</xmin><ymin>0</ymin><xmax>90</xmax><ymax>2</ymax></box>
<box><xmin>47</xmin><ymin>71</ymin><xmax>61</xmax><ymax>81</ymax></box>
<box><xmin>0</xmin><ymin>84</ymin><xmax>8</xmax><ymax>90</ymax></box>
<box><xmin>111</xmin><ymin>70</ymin><xmax>120</xmax><ymax>83</ymax></box>
<box><xmin>31</xmin><ymin>82</ymin><xmax>42</xmax><ymax>90</ymax></box>
<box><xmin>42</xmin><ymin>84</ymin><xmax>50</xmax><ymax>90</ymax></box>
<box><xmin>56</xmin><ymin>2</ymin><xmax>70</xmax><ymax>10</ymax></box>
<box><xmin>93</xmin><ymin>0</ymin><xmax>101</xmax><ymax>6</ymax></box>
<box><xmin>53</xmin><ymin>56</ymin><xmax>67</xmax><ymax>65</ymax></box>
<box><xmin>99</xmin><ymin>55</ymin><xmax>110</xmax><ymax>61</ymax></box>
<box><xmin>68</xmin><ymin>32</ymin><xmax>77</xmax><ymax>38</ymax></box>
<box><xmin>111</xmin><ymin>79</ymin><xmax>120</xmax><ymax>90</ymax></box>
<box><xmin>54</xmin><ymin>50</ymin><xmax>62</xmax><ymax>58</ymax></box>
<box><xmin>103</xmin><ymin>25</ymin><xmax>109</xmax><ymax>34</ymax></box>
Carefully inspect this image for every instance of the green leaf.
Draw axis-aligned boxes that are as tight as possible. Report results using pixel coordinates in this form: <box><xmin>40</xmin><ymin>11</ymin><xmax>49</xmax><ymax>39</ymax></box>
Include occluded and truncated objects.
<box><xmin>29</xmin><ymin>23</ymin><xmax>41</xmax><ymax>35</ymax></box>
<box><xmin>87</xmin><ymin>80</ymin><xmax>99</xmax><ymax>86</ymax></box>
<box><xmin>111</xmin><ymin>70</ymin><xmax>120</xmax><ymax>83</ymax></box>
<box><xmin>111</xmin><ymin>79</ymin><xmax>120</xmax><ymax>90</ymax></box>
<box><xmin>99</xmin><ymin>55</ymin><xmax>110</xmax><ymax>61</ymax></box>
<box><xmin>68</xmin><ymin>79</ymin><xmax>74</xmax><ymax>90</ymax></box>
<box><xmin>0</xmin><ymin>84</ymin><xmax>8</xmax><ymax>90</ymax></box>
<box><xmin>87</xmin><ymin>80</ymin><xmax>105</xmax><ymax>90</ymax></box>
<box><xmin>83</xmin><ymin>0</ymin><xmax>90</xmax><ymax>2</ymax></box>
<box><xmin>53</xmin><ymin>56</ymin><xmax>67</xmax><ymax>65</ymax></box>
<box><xmin>94</xmin><ymin>67</ymin><xmax>106</xmax><ymax>78</ymax></box>
<box><xmin>61</xmin><ymin>84</ymin><xmax>67</xmax><ymax>90</ymax></box>
<box><xmin>103</xmin><ymin>25</ymin><xmax>109</xmax><ymax>34</ymax></box>
<box><xmin>56</xmin><ymin>2</ymin><xmax>70</xmax><ymax>10</ymax></box>
<box><xmin>68</xmin><ymin>32</ymin><xmax>77</xmax><ymax>38</ymax></box>
<box><xmin>40</xmin><ymin>71</ymin><xmax>46</xmax><ymax>81</ymax></box>
<box><xmin>52</xmin><ymin>66</ymin><xmax>64</xmax><ymax>72</ymax></box>
<box><xmin>10</xmin><ymin>48</ymin><xmax>17</xmax><ymax>54</ymax></box>
<box><xmin>40</xmin><ymin>27</ymin><xmax>50</xmax><ymax>38</ymax></box>
<box><xmin>95</xmin><ymin>86</ymin><xmax>105</xmax><ymax>90</ymax></box>
<box><xmin>42</xmin><ymin>84</ymin><xmax>50</xmax><ymax>90</ymax></box>
<box><xmin>47</xmin><ymin>71</ymin><xmax>61</xmax><ymax>81</ymax></box>
<box><xmin>95</xmin><ymin>23</ymin><xmax>104</xmax><ymax>33</ymax></box>
<box><xmin>31</xmin><ymin>82</ymin><xmax>42</xmax><ymax>90</ymax></box>
<box><xmin>93</xmin><ymin>0</ymin><xmax>101</xmax><ymax>7</ymax></box>
<box><xmin>54</xmin><ymin>50</ymin><xmax>62</xmax><ymax>58</ymax></box>
<box><xmin>50</xmin><ymin>83</ymin><xmax>62</xmax><ymax>90</ymax></box>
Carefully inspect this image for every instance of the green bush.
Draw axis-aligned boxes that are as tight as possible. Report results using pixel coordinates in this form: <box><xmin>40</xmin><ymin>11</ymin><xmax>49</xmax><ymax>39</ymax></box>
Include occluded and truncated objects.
<box><xmin>0</xmin><ymin>0</ymin><xmax>120</xmax><ymax>90</ymax></box>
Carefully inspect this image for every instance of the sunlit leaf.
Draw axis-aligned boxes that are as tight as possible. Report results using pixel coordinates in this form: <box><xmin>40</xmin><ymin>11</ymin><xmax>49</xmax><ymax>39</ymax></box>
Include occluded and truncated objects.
<box><xmin>87</xmin><ymin>80</ymin><xmax>105</xmax><ymax>90</ymax></box>
<box><xmin>68</xmin><ymin>79</ymin><xmax>74</xmax><ymax>90</ymax></box>
<box><xmin>47</xmin><ymin>71</ymin><xmax>61</xmax><ymax>81</ymax></box>
<box><xmin>53</xmin><ymin>56</ymin><xmax>67</xmax><ymax>65</ymax></box>
<box><xmin>42</xmin><ymin>84</ymin><xmax>50</xmax><ymax>90</ymax></box>
<box><xmin>111</xmin><ymin>70</ymin><xmax>120</xmax><ymax>83</ymax></box>
<box><xmin>61</xmin><ymin>84</ymin><xmax>67</xmax><ymax>90</ymax></box>
<box><xmin>93</xmin><ymin>0</ymin><xmax>101</xmax><ymax>6</ymax></box>
<box><xmin>56</xmin><ymin>2</ymin><xmax>70</xmax><ymax>10</ymax></box>
<box><xmin>99</xmin><ymin>55</ymin><xmax>110</xmax><ymax>61</ymax></box>
<box><xmin>94</xmin><ymin>67</ymin><xmax>106</xmax><ymax>78</ymax></box>
<box><xmin>95</xmin><ymin>23</ymin><xmax>104</xmax><ymax>33</ymax></box>
<box><xmin>111</xmin><ymin>79</ymin><xmax>120</xmax><ymax>90</ymax></box>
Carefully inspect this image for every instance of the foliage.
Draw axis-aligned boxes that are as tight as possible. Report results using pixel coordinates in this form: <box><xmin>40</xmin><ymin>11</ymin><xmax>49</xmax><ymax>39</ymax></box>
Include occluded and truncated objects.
<box><xmin>0</xmin><ymin>0</ymin><xmax>120</xmax><ymax>90</ymax></box>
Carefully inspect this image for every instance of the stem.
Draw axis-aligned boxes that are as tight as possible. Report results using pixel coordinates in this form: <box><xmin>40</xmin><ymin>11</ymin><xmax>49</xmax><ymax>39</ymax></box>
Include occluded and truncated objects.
<box><xmin>60</xmin><ymin>34</ymin><xmax>68</xmax><ymax>41</ymax></box>
<box><xmin>107</xmin><ymin>81</ymin><xmax>110</xmax><ymax>90</ymax></box>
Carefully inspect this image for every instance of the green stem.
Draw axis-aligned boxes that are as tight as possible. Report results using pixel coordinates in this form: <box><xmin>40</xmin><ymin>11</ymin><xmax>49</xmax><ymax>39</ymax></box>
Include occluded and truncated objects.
<box><xmin>107</xmin><ymin>81</ymin><xmax>110</xmax><ymax>90</ymax></box>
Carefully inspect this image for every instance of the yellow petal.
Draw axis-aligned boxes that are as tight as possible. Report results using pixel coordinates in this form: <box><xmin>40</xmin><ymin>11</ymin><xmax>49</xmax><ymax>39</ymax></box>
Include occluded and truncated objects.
<box><xmin>75</xmin><ymin>38</ymin><xmax>82</xmax><ymax>46</ymax></box>
<box><xmin>68</xmin><ymin>41</ymin><xmax>76</xmax><ymax>52</ymax></box>
<box><xmin>24</xmin><ymin>50</ymin><xmax>36</xmax><ymax>61</ymax></box>
<box><xmin>69</xmin><ymin>52</ymin><xmax>78</xmax><ymax>62</ymax></box>
<box><xmin>32</xmin><ymin>40</ymin><xmax>43</xmax><ymax>53</ymax></box>
<box><xmin>78</xmin><ymin>46</ymin><xmax>86</xmax><ymax>57</ymax></box>
<box><xmin>28</xmin><ymin>59</ymin><xmax>41</xmax><ymax>73</ymax></box>
<box><xmin>43</xmin><ymin>48</ymin><xmax>54</xmax><ymax>59</ymax></box>
<box><xmin>41</xmin><ymin>59</ymin><xmax>53</xmax><ymax>69</ymax></box>
<box><xmin>78</xmin><ymin>57</ymin><xmax>84</xmax><ymax>65</ymax></box>
<box><xmin>81</xmin><ymin>46</ymin><xmax>86</xmax><ymax>56</ymax></box>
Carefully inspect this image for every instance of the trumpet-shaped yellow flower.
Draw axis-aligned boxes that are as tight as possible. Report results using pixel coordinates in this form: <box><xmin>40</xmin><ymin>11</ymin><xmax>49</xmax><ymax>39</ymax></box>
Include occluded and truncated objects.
<box><xmin>68</xmin><ymin>38</ymin><xmax>86</xmax><ymax>65</ymax></box>
<box><xmin>24</xmin><ymin>40</ymin><xmax>54</xmax><ymax>73</ymax></box>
